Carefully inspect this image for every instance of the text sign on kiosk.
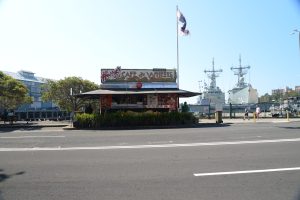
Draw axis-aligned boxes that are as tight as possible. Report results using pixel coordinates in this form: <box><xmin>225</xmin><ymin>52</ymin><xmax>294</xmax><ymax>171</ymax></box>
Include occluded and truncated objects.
<box><xmin>101</xmin><ymin>67</ymin><xmax>176</xmax><ymax>83</ymax></box>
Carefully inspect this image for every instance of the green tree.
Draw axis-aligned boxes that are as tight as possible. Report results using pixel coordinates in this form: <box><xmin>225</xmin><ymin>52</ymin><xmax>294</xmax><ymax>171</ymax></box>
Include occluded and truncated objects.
<box><xmin>284</xmin><ymin>90</ymin><xmax>300</xmax><ymax>99</ymax></box>
<box><xmin>259</xmin><ymin>93</ymin><xmax>271</xmax><ymax>103</ymax></box>
<box><xmin>42</xmin><ymin>77</ymin><xmax>99</xmax><ymax>112</ymax></box>
<box><xmin>0</xmin><ymin>71</ymin><xmax>31</xmax><ymax>110</ymax></box>
<box><xmin>181</xmin><ymin>101</ymin><xmax>190</xmax><ymax>113</ymax></box>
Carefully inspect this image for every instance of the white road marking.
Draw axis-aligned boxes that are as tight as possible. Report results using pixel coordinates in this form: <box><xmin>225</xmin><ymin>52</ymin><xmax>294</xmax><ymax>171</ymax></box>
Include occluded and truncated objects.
<box><xmin>147</xmin><ymin>141</ymin><xmax>173</xmax><ymax>144</ymax></box>
<box><xmin>7</xmin><ymin>130</ymin><xmax>65</xmax><ymax>133</ymax></box>
<box><xmin>0</xmin><ymin>137</ymin><xmax>300</xmax><ymax>152</ymax></box>
<box><xmin>0</xmin><ymin>136</ymin><xmax>65</xmax><ymax>139</ymax></box>
<box><xmin>193</xmin><ymin>167</ymin><xmax>300</xmax><ymax>177</ymax></box>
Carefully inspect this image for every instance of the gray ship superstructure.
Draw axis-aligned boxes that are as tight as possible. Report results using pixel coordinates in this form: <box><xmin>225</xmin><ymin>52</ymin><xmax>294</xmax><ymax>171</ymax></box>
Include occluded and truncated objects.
<box><xmin>228</xmin><ymin>56</ymin><xmax>258</xmax><ymax>104</ymax></box>
<box><xmin>198</xmin><ymin>58</ymin><xmax>225</xmax><ymax>105</ymax></box>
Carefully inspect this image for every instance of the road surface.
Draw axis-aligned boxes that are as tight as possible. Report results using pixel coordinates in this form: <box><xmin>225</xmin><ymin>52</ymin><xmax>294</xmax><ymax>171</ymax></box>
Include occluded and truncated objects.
<box><xmin>0</xmin><ymin>122</ymin><xmax>300</xmax><ymax>200</ymax></box>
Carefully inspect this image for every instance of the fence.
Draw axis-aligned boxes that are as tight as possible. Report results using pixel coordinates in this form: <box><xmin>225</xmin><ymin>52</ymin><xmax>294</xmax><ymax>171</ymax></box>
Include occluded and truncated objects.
<box><xmin>189</xmin><ymin>103</ymin><xmax>300</xmax><ymax>119</ymax></box>
<box><xmin>14</xmin><ymin>110</ymin><xmax>70</xmax><ymax>121</ymax></box>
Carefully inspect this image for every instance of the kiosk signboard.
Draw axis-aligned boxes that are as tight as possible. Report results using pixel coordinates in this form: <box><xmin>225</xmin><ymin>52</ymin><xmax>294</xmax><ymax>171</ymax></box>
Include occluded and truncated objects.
<box><xmin>101</xmin><ymin>67</ymin><xmax>176</xmax><ymax>83</ymax></box>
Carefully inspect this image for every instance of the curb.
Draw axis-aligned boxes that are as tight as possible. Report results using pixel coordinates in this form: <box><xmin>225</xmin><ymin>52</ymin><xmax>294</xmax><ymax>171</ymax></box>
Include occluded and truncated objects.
<box><xmin>0</xmin><ymin>124</ymin><xmax>69</xmax><ymax>129</ymax></box>
<box><xmin>65</xmin><ymin>123</ymin><xmax>230</xmax><ymax>130</ymax></box>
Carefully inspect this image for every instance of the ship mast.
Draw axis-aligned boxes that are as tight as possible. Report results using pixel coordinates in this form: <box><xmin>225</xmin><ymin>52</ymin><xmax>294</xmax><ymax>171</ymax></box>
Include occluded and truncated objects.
<box><xmin>204</xmin><ymin>58</ymin><xmax>222</xmax><ymax>90</ymax></box>
<box><xmin>230</xmin><ymin>55</ymin><xmax>250</xmax><ymax>88</ymax></box>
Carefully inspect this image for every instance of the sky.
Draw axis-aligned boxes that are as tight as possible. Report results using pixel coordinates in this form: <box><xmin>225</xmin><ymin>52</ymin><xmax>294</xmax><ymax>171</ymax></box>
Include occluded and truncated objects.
<box><xmin>0</xmin><ymin>0</ymin><xmax>300</xmax><ymax>103</ymax></box>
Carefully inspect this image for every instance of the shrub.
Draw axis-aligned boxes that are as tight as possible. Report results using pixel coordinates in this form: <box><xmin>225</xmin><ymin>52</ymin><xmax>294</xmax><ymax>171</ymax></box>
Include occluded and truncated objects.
<box><xmin>74</xmin><ymin>111</ymin><xmax>198</xmax><ymax>129</ymax></box>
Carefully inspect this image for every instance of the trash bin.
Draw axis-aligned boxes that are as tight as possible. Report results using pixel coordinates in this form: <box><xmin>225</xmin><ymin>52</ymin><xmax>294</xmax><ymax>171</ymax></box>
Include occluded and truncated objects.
<box><xmin>215</xmin><ymin>111</ymin><xmax>223</xmax><ymax>123</ymax></box>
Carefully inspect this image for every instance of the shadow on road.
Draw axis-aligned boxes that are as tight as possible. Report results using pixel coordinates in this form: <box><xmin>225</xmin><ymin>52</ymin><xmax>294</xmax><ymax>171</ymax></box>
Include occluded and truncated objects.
<box><xmin>0</xmin><ymin>169</ymin><xmax>26</xmax><ymax>200</ymax></box>
<box><xmin>295</xmin><ymin>188</ymin><xmax>300</xmax><ymax>200</ymax></box>
<box><xmin>278</xmin><ymin>126</ymin><xmax>300</xmax><ymax>130</ymax></box>
<box><xmin>0</xmin><ymin>169</ymin><xmax>25</xmax><ymax>183</ymax></box>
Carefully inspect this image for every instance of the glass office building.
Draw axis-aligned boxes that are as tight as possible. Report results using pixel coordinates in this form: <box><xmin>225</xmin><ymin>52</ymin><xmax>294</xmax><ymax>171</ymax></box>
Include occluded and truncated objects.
<box><xmin>2</xmin><ymin>70</ymin><xmax>68</xmax><ymax>120</ymax></box>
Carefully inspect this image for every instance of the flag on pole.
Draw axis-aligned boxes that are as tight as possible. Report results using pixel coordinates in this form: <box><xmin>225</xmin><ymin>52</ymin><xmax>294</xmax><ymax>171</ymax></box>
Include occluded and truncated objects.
<box><xmin>177</xmin><ymin>9</ymin><xmax>189</xmax><ymax>35</ymax></box>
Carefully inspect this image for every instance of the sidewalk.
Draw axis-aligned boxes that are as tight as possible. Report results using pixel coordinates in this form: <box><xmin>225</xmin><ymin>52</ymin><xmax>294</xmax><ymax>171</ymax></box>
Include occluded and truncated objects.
<box><xmin>200</xmin><ymin>117</ymin><xmax>300</xmax><ymax>124</ymax></box>
<box><xmin>0</xmin><ymin>118</ymin><xmax>299</xmax><ymax>130</ymax></box>
<box><xmin>0</xmin><ymin>120</ymin><xmax>70</xmax><ymax>129</ymax></box>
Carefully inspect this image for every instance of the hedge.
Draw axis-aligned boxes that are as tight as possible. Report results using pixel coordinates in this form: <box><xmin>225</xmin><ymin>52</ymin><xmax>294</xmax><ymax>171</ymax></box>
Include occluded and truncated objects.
<box><xmin>74</xmin><ymin>111</ymin><xmax>198</xmax><ymax>129</ymax></box>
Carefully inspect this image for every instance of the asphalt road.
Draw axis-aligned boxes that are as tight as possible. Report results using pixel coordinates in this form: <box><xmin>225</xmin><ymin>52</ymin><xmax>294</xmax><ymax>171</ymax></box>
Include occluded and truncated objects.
<box><xmin>0</xmin><ymin>122</ymin><xmax>300</xmax><ymax>200</ymax></box>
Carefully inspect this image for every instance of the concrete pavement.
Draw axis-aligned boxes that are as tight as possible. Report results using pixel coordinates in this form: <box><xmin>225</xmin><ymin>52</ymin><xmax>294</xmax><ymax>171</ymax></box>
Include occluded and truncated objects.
<box><xmin>200</xmin><ymin>117</ymin><xmax>300</xmax><ymax>124</ymax></box>
<box><xmin>0</xmin><ymin>117</ymin><xmax>299</xmax><ymax>130</ymax></box>
<box><xmin>0</xmin><ymin>120</ymin><xmax>70</xmax><ymax>129</ymax></box>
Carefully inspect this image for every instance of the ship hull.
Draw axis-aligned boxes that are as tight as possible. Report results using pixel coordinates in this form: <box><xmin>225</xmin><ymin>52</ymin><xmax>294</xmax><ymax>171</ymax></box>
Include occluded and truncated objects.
<box><xmin>199</xmin><ymin>90</ymin><xmax>225</xmax><ymax>105</ymax></box>
<box><xmin>228</xmin><ymin>85</ymin><xmax>258</xmax><ymax>104</ymax></box>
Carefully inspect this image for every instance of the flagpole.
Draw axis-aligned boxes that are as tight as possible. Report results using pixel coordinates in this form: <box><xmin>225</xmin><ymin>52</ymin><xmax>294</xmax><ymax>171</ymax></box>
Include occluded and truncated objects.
<box><xmin>298</xmin><ymin>32</ymin><xmax>300</xmax><ymax>55</ymax></box>
<box><xmin>176</xmin><ymin>5</ymin><xmax>179</xmax><ymax>88</ymax></box>
<box><xmin>291</xmin><ymin>29</ymin><xmax>300</xmax><ymax>55</ymax></box>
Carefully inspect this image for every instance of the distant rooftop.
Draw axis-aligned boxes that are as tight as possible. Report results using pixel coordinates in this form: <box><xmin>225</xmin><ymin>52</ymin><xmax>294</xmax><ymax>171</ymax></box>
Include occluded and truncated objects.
<box><xmin>2</xmin><ymin>70</ymin><xmax>47</xmax><ymax>83</ymax></box>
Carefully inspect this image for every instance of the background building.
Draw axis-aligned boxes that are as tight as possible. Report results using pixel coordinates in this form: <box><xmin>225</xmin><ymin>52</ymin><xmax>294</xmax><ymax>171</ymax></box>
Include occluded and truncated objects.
<box><xmin>272</xmin><ymin>87</ymin><xmax>294</xmax><ymax>95</ymax></box>
<box><xmin>2</xmin><ymin>70</ymin><xmax>67</xmax><ymax>120</ymax></box>
<box><xmin>272</xmin><ymin>89</ymin><xmax>285</xmax><ymax>96</ymax></box>
<box><xmin>3</xmin><ymin>70</ymin><xmax>55</xmax><ymax>110</ymax></box>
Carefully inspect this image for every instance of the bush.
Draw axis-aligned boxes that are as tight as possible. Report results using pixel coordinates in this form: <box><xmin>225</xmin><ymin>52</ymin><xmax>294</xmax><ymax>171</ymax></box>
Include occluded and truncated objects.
<box><xmin>74</xmin><ymin>113</ymin><xmax>94</xmax><ymax>128</ymax></box>
<box><xmin>74</xmin><ymin>111</ymin><xmax>198</xmax><ymax>129</ymax></box>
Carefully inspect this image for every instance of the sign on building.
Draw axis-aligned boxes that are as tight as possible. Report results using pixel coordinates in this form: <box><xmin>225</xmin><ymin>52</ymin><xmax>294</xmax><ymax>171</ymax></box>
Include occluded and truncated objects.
<box><xmin>101</xmin><ymin>67</ymin><xmax>176</xmax><ymax>83</ymax></box>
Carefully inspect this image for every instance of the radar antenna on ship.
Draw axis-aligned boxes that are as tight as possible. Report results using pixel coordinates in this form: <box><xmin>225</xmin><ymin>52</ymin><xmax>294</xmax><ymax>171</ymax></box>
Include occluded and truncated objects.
<box><xmin>204</xmin><ymin>58</ymin><xmax>223</xmax><ymax>90</ymax></box>
<box><xmin>230</xmin><ymin>55</ymin><xmax>250</xmax><ymax>88</ymax></box>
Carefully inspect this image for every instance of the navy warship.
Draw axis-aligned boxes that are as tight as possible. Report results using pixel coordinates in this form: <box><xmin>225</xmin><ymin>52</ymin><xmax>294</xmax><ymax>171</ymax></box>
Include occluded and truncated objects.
<box><xmin>198</xmin><ymin>58</ymin><xmax>225</xmax><ymax>105</ymax></box>
<box><xmin>228</xmin><ymin>56</ymin><xmax>258</xmax><ymax>104</ymax></box>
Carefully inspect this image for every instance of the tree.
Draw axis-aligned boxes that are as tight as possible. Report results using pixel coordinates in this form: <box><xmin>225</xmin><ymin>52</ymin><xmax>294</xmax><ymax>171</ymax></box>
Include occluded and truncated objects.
<box><xmin>0</xmin><ymin>71</ymin><xmax>31</xmax><ymax>111</ymax></box>
<box><xmin>284</xmin><ymin>90</ymin><xmax>300</xmax><ymax>99</ymax></box>
<box><xmin>42</xmin><ymin>77</ymin><xmax>99</xmax><ymax>112</ymax></box>
<box><xmin>259</xmin><ymin>93</ymin><xmax>271</xmax><ymax>103</ymax></box>
<box><xmin>181</xmin><ymin>101</ymin><xmax>190</xmax><ymax>112</ymax></box>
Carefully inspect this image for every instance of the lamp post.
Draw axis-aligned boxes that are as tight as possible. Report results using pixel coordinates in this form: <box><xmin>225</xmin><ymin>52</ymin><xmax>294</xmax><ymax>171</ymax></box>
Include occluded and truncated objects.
<box><xmin>70</xmin><ymin>87</ymin><xmax>83</xmax><ymax>126</ymax></box>
<box><xmin>70</xmin><ymin>88</ymin><xmax>74</xmax><ymax>127</ymax></box>
<box><xmin>291</xmin><ymin>29</ymin><xmax>300</xmax><ymax>54</ymax></box>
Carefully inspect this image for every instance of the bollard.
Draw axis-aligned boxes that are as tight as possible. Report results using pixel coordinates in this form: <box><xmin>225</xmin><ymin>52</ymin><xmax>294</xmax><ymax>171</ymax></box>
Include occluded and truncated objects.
<box><xmin>287</xmin><ymin>111</ymin><xmax>290</xmax><ymax>122</ymax></box>
<box><xmin>253</xmin><ymin>112</ymin><xmax>256</xmax><ymax>122</ymax></box>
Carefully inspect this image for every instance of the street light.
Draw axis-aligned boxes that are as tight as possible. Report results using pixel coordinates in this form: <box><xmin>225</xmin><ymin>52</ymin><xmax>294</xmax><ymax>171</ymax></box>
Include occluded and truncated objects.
<box><xmin>291</xmin><ymin>29</ymin><xmax>300</xmax><ymax>54</ymax></box>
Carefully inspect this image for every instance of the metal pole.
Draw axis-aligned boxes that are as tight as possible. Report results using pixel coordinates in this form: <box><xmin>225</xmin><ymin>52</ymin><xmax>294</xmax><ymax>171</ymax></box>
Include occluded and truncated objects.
<box><xmin>99</xmin><ymin>96</ymin><xmax>102</xmax><ymax>115</ymax></box>
<box><xmin>298</xmin><ymin>31</ymin><xmax>300</xmax><ymax>52</ymax></box>
<box><xmin>291</xmin><ymin>29</ymin><xmax>300</xmax><ymax>55</ymax></box>
<box><xmin>176</xmin><ymin>5</ymin><xmax>179</xmax><ymax>88</ymax></box>
<box><xmin>70</xmin><ymin>88</ymin><xmax>74</xmax><ymax>127</ymax></box>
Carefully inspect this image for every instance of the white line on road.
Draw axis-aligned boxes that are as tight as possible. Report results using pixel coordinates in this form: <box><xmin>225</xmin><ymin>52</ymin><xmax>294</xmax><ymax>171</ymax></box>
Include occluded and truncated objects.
<box><xmin>7</xmin><ymin>130</ymin><xmax>65</xmax><ymax>133</ymax></box>
<box><xmin>0</xmin><ymin>137</ymin><xmax>300</xmax><ymax>152</ymax></box>
<box><xmin>0</xmin><ymin>136</ymin><xmax>65</xmax><ymax>139</ymax></box>
<box><xmin>193</xmin><ymin>167</ymin><xmax>300</xmax><ymax>177</ymax></box>
<box><xmin>272</xmin><ymin>121</ymin><xmax>290</xmax><ymax>123</ymax></box>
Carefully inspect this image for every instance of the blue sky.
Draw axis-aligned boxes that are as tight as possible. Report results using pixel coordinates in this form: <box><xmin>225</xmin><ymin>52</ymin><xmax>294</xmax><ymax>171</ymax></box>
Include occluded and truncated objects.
<box><xmin>0</xmin><ymin>0</ymin><xmax>299</xmax><ymax>103</ymax></box>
